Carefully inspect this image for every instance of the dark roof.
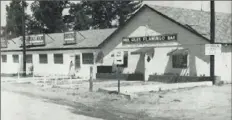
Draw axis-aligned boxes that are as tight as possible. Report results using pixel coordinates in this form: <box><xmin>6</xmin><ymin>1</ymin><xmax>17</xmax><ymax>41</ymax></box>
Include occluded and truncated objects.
<box><xmin>146</xmin><ymin>4</ymin><xmax>231</xmax><ymax>43</ymax></box>
<box><xmin>1</xmin><ymin>28</ymin><xmax>117</xmax><ymax>51</ymax></box>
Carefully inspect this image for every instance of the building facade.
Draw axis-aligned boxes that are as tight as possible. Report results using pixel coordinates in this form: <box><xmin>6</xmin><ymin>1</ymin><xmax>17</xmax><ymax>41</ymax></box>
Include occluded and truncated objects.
<box><xmin>1</xmin><ymin>4</ymin><xmax>231</xmax><ymax>83</ymax></box>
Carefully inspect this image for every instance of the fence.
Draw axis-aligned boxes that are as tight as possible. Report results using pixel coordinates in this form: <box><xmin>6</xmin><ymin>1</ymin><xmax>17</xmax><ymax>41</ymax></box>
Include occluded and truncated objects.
<box><xmin>4</xmin><ymin>71</ymin><xmax>85</xmax><ymax>87</ymax></box>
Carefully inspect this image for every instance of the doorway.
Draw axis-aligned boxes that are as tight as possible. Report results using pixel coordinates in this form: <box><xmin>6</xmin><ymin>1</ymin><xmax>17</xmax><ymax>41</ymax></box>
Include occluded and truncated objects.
<box><xmin>75</xmin><ymin>55</ymin><xmax>81</xmax><ymax>71</ymax></box>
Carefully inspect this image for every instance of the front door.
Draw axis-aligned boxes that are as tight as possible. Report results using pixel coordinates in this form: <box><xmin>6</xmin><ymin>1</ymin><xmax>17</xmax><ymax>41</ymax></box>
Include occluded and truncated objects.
<box><xmin>75</xmin><ymin>55</ymin><xmax>81</xmax><ymax>71</ymax></box>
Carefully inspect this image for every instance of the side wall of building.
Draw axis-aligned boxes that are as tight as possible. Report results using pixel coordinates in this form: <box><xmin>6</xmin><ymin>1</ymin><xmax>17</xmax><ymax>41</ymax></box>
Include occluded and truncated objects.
<box><xmin>215</xmin><ymin>45</ymin><xmax>232</xmax><ymax>83</ymax></box>
<box><xmin>1</xmin><ymin>49</ymin><xmax>99</xmax><ymax>79</ymax></box>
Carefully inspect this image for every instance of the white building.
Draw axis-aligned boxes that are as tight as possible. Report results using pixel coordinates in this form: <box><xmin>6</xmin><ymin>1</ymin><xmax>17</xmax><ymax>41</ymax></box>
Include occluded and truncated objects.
<box><xmin>1</xmin><ymin>4</ymin><xmax>231</xmax><ymax>83</ymax></box>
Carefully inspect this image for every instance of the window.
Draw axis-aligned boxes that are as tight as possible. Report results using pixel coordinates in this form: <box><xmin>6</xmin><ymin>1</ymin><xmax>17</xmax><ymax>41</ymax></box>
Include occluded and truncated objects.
<box><xmin>82</xmin><ymin>53</ymin><xmax>94</xmax><ymax>64</ymax></box>
<box><xmin>97</xmin><ymin>66</ymin><xmax>113</xmax><ymax>73</ymax></box>
<box><xmin>118</xmin><ymin>51</ymin><xmax>128</xmax><ymax>68</ymax></box>
<box><xmin>1</xmin><ymin>55</ymin><xmax>7</xmax><ymax>63</ymax></box>
<box><xmin>26</xmin><ymin>54</ymin><xmax>33</xmax><ymax>63</ymax></box>
<box><xmin>13</xmin><ymin>55</ymin><xmax>19</xmax><ymax>63</ymax></box>
<box><xmin>54</xmin><ymin>54</ymin><xmax>63</xmax><ymax>64</ymax></box>
<box><xmin>172</xmin><ymin>54</ymin><xmax>188</xmax><ymax>68</ymax></box>
<box><xmin>39</xmin><ymin>54</ymin><xmax>48</xmax><ymax>64</ymax></box>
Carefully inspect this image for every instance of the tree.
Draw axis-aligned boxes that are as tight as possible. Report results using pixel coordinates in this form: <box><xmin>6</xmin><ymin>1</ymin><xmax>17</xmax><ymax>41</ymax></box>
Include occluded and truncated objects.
<box><xmin>114</xmin><ymin>1</ymin><xmax>143</xmax><ymax>26</ymax></box>
<box><xmin>64</xmin><ymin>1</ymin><xmax>142</xmax><ymax>30</ymax></box>
<box><xmin>5</xmin><ymin>0</ymin><xmax>29</xmax><ymax>38</ymax></box>
<box><xmin>81</xmin><ymin>1</ymin><xmax>142</xmax><ymax>29</ymax></box>
<box><xmin>64</xmin><ymin>2</ymin><xmax>92</xmax><ymax>31</ymax></box>
<box><xmin>31</xmin><ymin>1</ymin><xmax>69</xmax><ymax>33</ymax></box>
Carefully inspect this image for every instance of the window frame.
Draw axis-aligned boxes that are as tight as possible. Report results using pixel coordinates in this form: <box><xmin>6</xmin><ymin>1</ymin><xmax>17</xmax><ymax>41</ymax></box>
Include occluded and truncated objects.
<box><xmin>1</xmin><ymin>55</ymin><xmax>7</xmax><ymax>63</ymax></box>
<box><xmin>54</xmin><ymin>54</ymin><xmax>63</xmax><ymax>64</ymax></box>
<box><xmin>82</xmin><ymin>53</ymin><xmax>94</xmax><ymax>64</ymax></box>
<box><xmin>39</xmin><ymin>54</ymin><xmax>48</xmax><ymax>64</ymax></box>
<box><xmin>26</xmin><ymin>54</ymin><xmax>33</xmax><ymax>63</ymax></box>
<box><xmin>172</xmin><ymin>54</ymin><xmax>188</xmax><ymax>69</ymax></box>
<box><xmin>12</xmin><ymin>54</ymin><xmax>19</xmax><ymax>63</ymax></box>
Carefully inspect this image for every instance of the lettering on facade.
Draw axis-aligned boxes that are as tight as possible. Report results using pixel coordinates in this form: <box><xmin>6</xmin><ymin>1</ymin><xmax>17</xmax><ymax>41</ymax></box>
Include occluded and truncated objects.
<box><xmin>64</xmin><ymin>32</ymin><xmax>76</xmax><ymax>44</ymax></box>
<box><xmin>122</xmin><ymin>33</ymin><xmax>178</xmax><ymax>44</ymax></box>
<box><xmin>23</xmin><ymin>34</ymin><xmax>45</xmax><ymax>46</ymax></box>
<box><xmin>1</xmin><ymin>37</ymin><xmax>7</xmax><ymax>48</ymax></box>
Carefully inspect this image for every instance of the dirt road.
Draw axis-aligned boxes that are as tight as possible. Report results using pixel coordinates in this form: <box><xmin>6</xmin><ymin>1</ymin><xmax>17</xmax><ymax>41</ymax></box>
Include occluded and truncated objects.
<box><xmin>1</xmin><ymin>91</ymin><xmax>103</xmax><ymax>120</ymax></box>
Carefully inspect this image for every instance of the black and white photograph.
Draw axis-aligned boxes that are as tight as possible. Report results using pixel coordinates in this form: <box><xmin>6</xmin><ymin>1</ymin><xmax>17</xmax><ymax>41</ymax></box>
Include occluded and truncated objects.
<box><xmin>0</xmin><ymin>0</ymin><xmax>231</xmax><ymax>120</ymax></box>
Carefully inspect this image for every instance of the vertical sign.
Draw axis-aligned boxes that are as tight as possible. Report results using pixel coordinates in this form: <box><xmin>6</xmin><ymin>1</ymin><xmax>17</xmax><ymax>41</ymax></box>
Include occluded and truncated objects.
<box><xmin>114</xmin><ymin>51</ymin><xmax>124</xmax><ymax>65</ymax></box>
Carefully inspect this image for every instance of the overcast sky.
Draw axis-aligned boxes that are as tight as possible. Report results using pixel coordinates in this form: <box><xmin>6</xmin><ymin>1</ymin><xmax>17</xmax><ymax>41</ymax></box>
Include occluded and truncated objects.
<box><xmin>1</xmin><ymin>1</ymin><xmax>231</xmax><ymax>27</ymax></box>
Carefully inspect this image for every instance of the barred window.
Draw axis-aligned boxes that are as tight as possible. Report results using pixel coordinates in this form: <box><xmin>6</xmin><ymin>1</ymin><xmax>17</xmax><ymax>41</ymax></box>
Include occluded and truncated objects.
<box><xmin>1</xmin><ymin>55</ymin><xmax>7</xmax><ymax>63</ymax></box>
<box><xmin>82</xmin><ymin>53</ymin><xmax>94</xmax><ymax>64</ymax></box>
<box><xmin>13</xmin><ymin>54</ymin><xmax>19</xmax><ymax>63</ymax></box>
<box><xmin>39</xmin><ymin>54</ymin><xmax>48</xmax><ymax>64</ymax></box>
<box><xmin>26</xmin><ymin>54</ymin><xmax>33</xmax><ymax>63</ymax></box>
<box><xmin>54</xmin><ymin>54</ymin><xmax>63</xmax><ymax>64</ymax></box>
<box><xmin>172</xmin><ymin>54</ymin><xmax>188</xmax><ymax>68</ymax></box>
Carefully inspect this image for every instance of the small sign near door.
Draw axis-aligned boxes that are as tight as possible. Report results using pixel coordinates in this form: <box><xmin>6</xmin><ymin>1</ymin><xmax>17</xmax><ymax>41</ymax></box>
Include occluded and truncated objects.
<box><xmin>205</xmin><ymin>44</ymin><xmax>221</xmax><ymax>55</ymax></box>
<box><xmin>114</xmin><ymin>51</ymin><xmax>124</xmax><ymax>65</ymax></box>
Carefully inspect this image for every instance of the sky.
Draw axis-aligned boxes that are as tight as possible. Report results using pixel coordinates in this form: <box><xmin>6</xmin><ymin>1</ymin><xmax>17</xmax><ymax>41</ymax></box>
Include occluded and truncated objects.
<box><xmin>1</xmin><ymin>1</ymin><xmax>231</xmax><ymax>27</ymax></box>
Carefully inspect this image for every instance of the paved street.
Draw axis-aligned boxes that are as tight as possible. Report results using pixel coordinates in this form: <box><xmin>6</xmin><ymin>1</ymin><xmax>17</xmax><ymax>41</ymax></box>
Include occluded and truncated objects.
<box><xmin>1</xmin><ymin>91</ymin><xmax>103</xmax><ymax>120</ymax></box>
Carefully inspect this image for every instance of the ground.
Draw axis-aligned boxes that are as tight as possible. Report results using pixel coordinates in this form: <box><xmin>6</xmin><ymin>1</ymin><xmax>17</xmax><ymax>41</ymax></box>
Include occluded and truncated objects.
<box><xmin>1</xmin><ymin>91</ymin><xmax>102</xmax><ymax>120</ymax></box>
<box><xmin>1</xmin><ymin>79</ymin><xmax>232</xmax><ymax>120</ymax></box>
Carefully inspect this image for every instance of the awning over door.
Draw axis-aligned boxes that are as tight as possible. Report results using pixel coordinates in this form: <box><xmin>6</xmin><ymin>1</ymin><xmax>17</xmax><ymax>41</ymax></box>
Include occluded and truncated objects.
<box><xmin>131</xmin><ymin>47</ymin><xmax>154</xmax><ymax>58</ymax></box>
<box><xmin>167</xmin><ymin>48</ymin><xmax>189</xmax><ymax>56</ymax></box>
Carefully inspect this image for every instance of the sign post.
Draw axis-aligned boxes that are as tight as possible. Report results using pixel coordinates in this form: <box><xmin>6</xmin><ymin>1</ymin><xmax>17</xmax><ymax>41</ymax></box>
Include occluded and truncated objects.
<box><xmin>89</xmin><ymin>66</ymin><xmax>93</xmax><ymax>92</ymax></box>
<box><xmin>117</xmin><ymin>67</ymin><xmax>120</xmax><ymax>94</ymax></box>
<box><xmin>113</xmin><ymin>51</ymin><xmax>124</xmax><ymax>94</ymax></box>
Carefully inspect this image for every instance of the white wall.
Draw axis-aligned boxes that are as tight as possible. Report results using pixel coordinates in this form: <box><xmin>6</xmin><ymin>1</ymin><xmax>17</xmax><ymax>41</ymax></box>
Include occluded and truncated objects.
<box><xmin>100</xmin><ymin>6</ymin><xmax>211</xmax><ymax>81</ymax></box>
<box><xmin>215</xmin><ymin>45</ymin><xmax>232</xmax><ymax>83</ymax></box>
<box><xmin>1</xmin><ymin>49</ymin><xmax>99</xmax><ymax>79</ymax></box>
<box><xmin>1</xmin><ymin>53</ymin><xmax>21</xmax><ymax>74</ymax></box>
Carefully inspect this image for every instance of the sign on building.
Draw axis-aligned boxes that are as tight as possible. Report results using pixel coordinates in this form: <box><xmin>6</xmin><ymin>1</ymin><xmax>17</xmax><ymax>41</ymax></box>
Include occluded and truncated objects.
<box><xmin>64</xmin><ymin>32</ymin><xmax>76</xmax><ymax>44</ymax></box>
<box><xmin>205</xmin><ymin>44</ymin><xmax>221</xmax><ymax>55</ymax></box>
<box><xmin>1</xmin><ymin>37</ymin><xmax>7</xmax><ymax>48</ymax></box>
<box><xmin>122</xmin><ymin>33</ymin><xmax>177</xmax><ymax>44</ymax></box>
<box><xmin>23</xmin><ymin>34</ymin><xmax>45</xmax><ymax>46</ymax></box>
<box><xmin>114</xmin><ymin>51</ymin><xmax>124</xmax><ymax>65</ymax></box>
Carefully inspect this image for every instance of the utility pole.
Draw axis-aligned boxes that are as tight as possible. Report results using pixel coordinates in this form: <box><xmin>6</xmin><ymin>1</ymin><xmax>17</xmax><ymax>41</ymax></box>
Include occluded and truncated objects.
<box><xmin>22</xmin><ymin>0</ymin><xmax>26</xmax><ymax>77</ymax></box>
<box><xmin>210</xmin><ymin>0</ymin><xmax>215</xmax><ymax>84</ymax></box>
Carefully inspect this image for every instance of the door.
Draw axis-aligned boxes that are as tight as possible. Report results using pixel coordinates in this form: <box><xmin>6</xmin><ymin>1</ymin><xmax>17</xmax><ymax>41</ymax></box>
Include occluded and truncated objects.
<box><xmin>75</xmin><ymin>55</ymin><xmax>81</xmax><ymax>71</ymax></box>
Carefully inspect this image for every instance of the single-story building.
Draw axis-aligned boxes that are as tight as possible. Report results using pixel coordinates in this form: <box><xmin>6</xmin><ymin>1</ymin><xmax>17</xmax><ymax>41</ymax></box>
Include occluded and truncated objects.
<box><xmin>1</xmin><ymin>4</ymin><xmax>231</xmax><ymax>83</ymax></box>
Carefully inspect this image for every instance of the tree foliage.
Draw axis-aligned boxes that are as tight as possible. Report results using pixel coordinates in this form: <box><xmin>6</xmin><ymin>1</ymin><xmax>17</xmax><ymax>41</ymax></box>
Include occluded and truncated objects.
<box><xmin>5</xmin><ymin>0</ymin><xmax>28</xmax><ymax>38</ymax></box>
<box><xmin>4</xmin><ymin>1</ymin><xmax>142</xmax><ymax>37</ymax></box>
<box><xmin>66</xmin><ymin>0</ymin><xmax>142</xmax><ymax>30</ymax></box>
<box><xmin>30</xmin><ymin>1</ymin><xmax>69</xmax><ymax>33</ymax></box>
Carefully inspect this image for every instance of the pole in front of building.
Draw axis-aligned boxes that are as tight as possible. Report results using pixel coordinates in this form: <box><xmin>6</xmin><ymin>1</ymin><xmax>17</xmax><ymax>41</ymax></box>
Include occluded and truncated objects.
<box><xmin>210</xmin><ymin>0</ymin><xmax>215</xmax><ymax>84</ymax></box>
<box><xmin>89</xmin><ymin>66</ymin><xmax>93</xmax><ymax>92</ymax></box>
<box><xmin>117</xmin><ymin>66</ymin><xmax>120</xmax><ymax>94</ymax></box>
<box><xmin>22</xmin><ymin>0</ymin><xmax>26</xmax><ymax>77</ymax></box>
